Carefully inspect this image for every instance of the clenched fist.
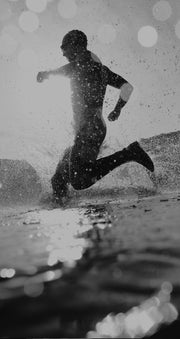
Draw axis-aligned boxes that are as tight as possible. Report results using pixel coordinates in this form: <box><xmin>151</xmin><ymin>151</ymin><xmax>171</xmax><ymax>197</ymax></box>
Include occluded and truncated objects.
<box><xmin>37</xmin><ymin>71</ymin><xmax>49</xmax><ymax>83</ymax></box>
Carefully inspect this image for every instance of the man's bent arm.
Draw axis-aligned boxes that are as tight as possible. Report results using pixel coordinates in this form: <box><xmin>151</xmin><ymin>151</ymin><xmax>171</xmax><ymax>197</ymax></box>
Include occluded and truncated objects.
<box><xmin>106</xmin><ymin>67</ymin><xmax>133</xmax><ymax>119</ymax></box>
<box><xmin>47</xmin><ymin>63</ymin><xmax>72</xmax><ymax>77</ymax></box>
<box><xmin>114</xmin><ymin>82</ymin><xmax>133</xmax><ymax>112</ymax></box>
<box><xmin>37</xmin><ymin>63</ymin><xmax>72</xmax><ymax>82</ymax></box>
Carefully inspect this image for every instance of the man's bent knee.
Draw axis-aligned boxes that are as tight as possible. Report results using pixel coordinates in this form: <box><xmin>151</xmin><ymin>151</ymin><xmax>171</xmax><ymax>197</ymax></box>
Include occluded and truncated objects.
<box><xmin>71</xmin><ymin>180</ymin><xmax>83</xmax><ymax>190</ymax></box>
<box><xmin>70</xmin><ymin>170</ymin><xmax>94</xmax><ymax>190</ymax></box>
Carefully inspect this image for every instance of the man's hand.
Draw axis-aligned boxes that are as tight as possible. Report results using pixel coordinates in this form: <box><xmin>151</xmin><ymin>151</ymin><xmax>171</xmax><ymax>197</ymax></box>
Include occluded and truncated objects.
<box><xmin>108</xmin><ymin>108</ymin><xmax>121</xmax><ymax>121</ymax></box>
<box><xmin>37</xmin><ymin>71</ymin><xmax>49</xmax><ymax>83</ymax></box>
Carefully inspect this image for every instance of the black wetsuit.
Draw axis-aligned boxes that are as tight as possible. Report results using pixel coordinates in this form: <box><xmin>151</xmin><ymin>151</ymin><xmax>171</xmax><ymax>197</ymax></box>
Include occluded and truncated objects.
<box><xmin>51</xmin><ymin>51</ymin><xmax>133</xmax><ymax>196</ymax></box>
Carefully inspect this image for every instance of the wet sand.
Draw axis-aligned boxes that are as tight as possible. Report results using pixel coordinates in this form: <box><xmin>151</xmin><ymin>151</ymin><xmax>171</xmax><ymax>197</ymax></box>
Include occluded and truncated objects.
<box><xmin>0</xmin><ymin>191</ymin><xmax>180</xmax><ymax>337</ymax></box>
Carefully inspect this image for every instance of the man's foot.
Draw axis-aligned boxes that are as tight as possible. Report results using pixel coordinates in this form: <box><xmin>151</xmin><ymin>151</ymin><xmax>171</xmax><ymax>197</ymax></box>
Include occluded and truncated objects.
<box><xmin>127</xmin><ymin>141</ymin><xmax>154</xmax><ymax>172</ymax></box>
<box><xmin>52</xmin><ymin>193</ymin><xmax>69</xmax><ymax>206</ymax></box>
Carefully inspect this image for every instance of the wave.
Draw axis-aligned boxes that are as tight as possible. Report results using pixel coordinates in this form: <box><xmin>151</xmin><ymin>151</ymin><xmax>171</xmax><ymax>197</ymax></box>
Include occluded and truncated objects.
<box><xmin>141</xmin><ymin>130</ymin><xmax>180</xmax><ymax>191</ymax></box>
<box><xmin>0</xmin><ymin>159</ymin><xmax>42</xmax><ymax>206</ymax></box>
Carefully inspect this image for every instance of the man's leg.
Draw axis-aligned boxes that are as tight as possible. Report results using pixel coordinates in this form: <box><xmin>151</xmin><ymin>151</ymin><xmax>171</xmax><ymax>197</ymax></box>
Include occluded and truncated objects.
<box><xmin>69</xmin><ymin>120</ymin><xmax>106</xmax><ymax>190</ymax></box>
<box><xmin>70</xmin><ymin>141</ymin><xmax>154</xmax><ymax>190</ymax></box>
<box><xmin>51</xmin><ymin>147</ymin><xmax>71</xmax><ymax>200</ymax></box>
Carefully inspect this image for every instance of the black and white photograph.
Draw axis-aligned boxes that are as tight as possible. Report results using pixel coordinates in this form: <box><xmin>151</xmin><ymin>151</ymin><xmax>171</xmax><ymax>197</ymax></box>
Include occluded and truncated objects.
<box><xmin>0</xmin><ymin>0</ymin><xmax>180</xmax><ymax>337</ymax></box>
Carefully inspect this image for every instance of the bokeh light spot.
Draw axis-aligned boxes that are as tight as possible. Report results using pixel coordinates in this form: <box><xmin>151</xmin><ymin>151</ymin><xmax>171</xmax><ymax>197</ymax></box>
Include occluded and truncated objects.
<box><xmin>152</xmin><ymin>1</ymin><xmax>172</xmax><ymax>21</ymax></box>
<box><xmin>161</xmin><ymin>281</ymin><xmax>173</xmax><ymax>294</ymax></box>
<box><xmin>0</xmin><ymin>33</ymin><xmax>18</xmax><ymax>56</ymax></box>
<box><xmin>18</xmin><ymin>49</ymin><xmax>38</xmax><ymax>71</ymax></box>
<box><xmin>26</xmin><ymin>0</ymin><xmax>48</xmax><ymax>13</ymax></box>
<box><xmin>0</xmin><ymin>268</ymin><xmax>15</xmax><ymax>278</ymax></box>
<box><xmin>57</xmin><ymin>0</ymin><xmax>77</xmax><ymax>19</ymax></box>
<box><xmin>87</xmin><ymin>283</ymin><xmax>178</xmax><ymax>338</ymax></box>
<box><xmin>24</xmin><ymin>282</ymin><xmax>44</xmax><ymax>297</ymax></box>
<box><xmin>2</xmin><ymin>24</ymin><xmax>23</xmax><ymax>45</ymax></box>
<box><xmin>98</xmin><ymin>24</ymin><xmax>116</xmax><ymax>44</ymax></box>
<box><xmin>0</xmin><ymin>1</ymin><xmax>12</xmax><ymax>21</ymax></box>
<box><xmin>18</xmin><ymin>11</ymin><xmax>39</xmax><ymax>33</ymax></box>
<box><xmin>175</xmin><ymin>20</ymin><xmax>180</xmax><ymax>39</ymax></box>
<box><xmin>138</xmin><ymin>26</ymin><xmax>158</xmax><ymax>47</ymax></box>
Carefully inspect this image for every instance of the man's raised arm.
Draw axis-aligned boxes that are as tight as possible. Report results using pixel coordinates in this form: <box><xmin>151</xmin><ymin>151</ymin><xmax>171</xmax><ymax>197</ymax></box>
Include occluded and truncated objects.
<box><xmin>104</xmin><ymin>67</ymin><xmax>133</xmax><ymax>121</ymax></box>
<box><xmin>37</xmin><ymin>64</ymin><xmax>72</xmax><ymax>83</ymax></box>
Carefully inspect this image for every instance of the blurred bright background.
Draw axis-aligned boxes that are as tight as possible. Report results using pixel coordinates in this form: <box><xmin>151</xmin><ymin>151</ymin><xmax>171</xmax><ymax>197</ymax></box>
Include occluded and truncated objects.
<box><xmin>0</xmin><ymin>0</ymin><xmax>180</xmax><ymax>176</ymax></box>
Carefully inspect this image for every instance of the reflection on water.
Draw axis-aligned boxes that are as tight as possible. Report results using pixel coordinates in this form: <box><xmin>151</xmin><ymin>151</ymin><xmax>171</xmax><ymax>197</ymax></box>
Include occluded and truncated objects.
<box><xmin>0</xmin><ymin>196</ymin><xmax>180</xmax><ymax>337</ymax></box>
<box><xmin>87</xmin><ymin>282</ymin><xmax>178</xmax><ymax>338</ymax></box>
<box><xmin>0</xmin><ymin>204</ymin><xmax>112</xmax><ymax>299</ymax></box>
<box><xmin>0</xmin><ymin>268</ymin><xmax>15</xmax><ymax>278</ymax></box>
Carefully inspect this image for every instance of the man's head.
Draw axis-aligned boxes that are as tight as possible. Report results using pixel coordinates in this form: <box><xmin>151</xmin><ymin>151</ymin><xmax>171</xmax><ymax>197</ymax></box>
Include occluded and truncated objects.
<box><xmin>61</xmin><ymin>30</ymin><xmax>88</xmax><ymax>61</ymax></box>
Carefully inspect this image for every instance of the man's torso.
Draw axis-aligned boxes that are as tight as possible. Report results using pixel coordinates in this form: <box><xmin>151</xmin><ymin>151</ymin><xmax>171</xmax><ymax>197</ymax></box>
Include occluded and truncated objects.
<box><xmin>63</xmin><ymin>51</ymin><xmax>108</xmax><ymax>132</ymax></box>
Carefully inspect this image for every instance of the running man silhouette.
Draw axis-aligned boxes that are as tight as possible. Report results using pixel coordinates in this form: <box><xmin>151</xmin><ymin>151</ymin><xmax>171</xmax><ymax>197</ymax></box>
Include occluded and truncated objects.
<box><xmin>37</xmin><ymin>30</ymin><xmax>154</xmax><ymax>202</ymax></box>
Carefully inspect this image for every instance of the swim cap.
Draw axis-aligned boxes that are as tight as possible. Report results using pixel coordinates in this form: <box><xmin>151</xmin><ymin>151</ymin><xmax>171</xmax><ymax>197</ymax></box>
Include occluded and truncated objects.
<box><xmin>61</xmin><ymin>30</ymin><xmax>88</xmax><ymax>49</ymax></box>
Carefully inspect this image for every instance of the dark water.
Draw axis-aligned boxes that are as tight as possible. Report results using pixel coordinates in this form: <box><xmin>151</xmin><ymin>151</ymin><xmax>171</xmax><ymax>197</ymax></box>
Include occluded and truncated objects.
<box><xmin>0</xmin><ymin>130</ymin><xmax>180</xmax><ymax>337</ymax></box>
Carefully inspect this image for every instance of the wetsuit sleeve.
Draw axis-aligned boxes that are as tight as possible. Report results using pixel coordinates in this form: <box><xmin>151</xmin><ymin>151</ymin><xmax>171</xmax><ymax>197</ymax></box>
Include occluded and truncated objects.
<box><xmin>103</xmin><ymin>66</ymin><xmax>128</xmax><ymax>89</ymax></box>
<box><xmin>49</xmin><ymin>63</ymin><xmax>73</xmax><ymax>78</ymax></box>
